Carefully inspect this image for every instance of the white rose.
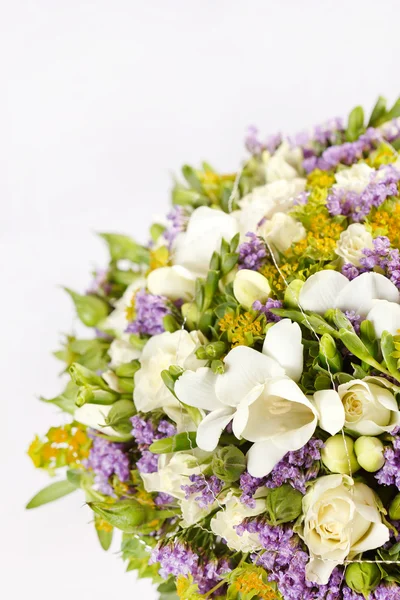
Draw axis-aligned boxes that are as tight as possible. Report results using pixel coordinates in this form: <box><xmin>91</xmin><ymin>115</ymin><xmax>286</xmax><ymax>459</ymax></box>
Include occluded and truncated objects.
<box><xmin>233</xmin><ymin>269</ymin><xmax>271</xmax><ymax>310</ymax></box>
<box><xmin>237</xmin><ymin>178</ymin><xmax>306</xmax><ymax>235</ymax></box>
<box><xmin>74</xmin><ymin>403</ymin><xmax>125</xmax><ymax>437</ymax></box>
<box><xmin>102</xmin><ymin>277</ymin><xmax>146</xmax><ymax>336</ymax></box>
<box><xmin>337</xmin><ymin>377</ymin><xmax>400</xmax><ymax>435</ymax></box>
<box><xmin>147</xmin><ymin>265</ymin><xmax>196</xmax><ymax>301</ymax></box>
<box><xmin>264</xmin><ymin>141</ymin><xmax>304</xmax><ymax>182</ymax></box>
<box><xmin>333</xmin><ymin>163</ymin><xmax>374</xmax><ymax>194</ymax></box>
<box><xmin>210</xmin><ymin>492</ymin><xmax>265</xmax><ymax>552</ymax></box>
<box><xmin>258</xmin><ymin>212</ymin><xmax>306</xmax><ymax>253</ymax></box>
<box><xmin>134</xmin><ymin>330</ymin><xmax>205</xmax><ymax>413</ymax></box>
<box><xmin>335</xmin><ymin>223</ymin><xmax>373</xmax><ymax>266</ymax></box>
<box><xmin>298</xmin><ymin>474</ymin><xmax>389</xmax><ymax>584</ymax></box>
<box><xmin>173</xmin><ymin>206</ymin><xmax>238</xmax><ymax>277</ymax></box>
<box><xmin>108</xmin><ymin>337</ymin><xmax>141</xmax><ymax>368</ymax></box>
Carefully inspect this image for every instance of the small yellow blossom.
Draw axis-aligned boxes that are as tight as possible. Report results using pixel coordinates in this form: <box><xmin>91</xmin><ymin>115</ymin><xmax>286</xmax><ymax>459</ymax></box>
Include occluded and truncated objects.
<box><xmin>235</xmin><ymin>571</ymin><xmax>278</xmax><ymax>599</ymax></box>
<box><xmin>219</xmin><ymin>312</ymin><xmax>262</xmax><ymax>347</ymax></box>
<box><xmin>28</xmin><ymin>423</ymin><xmax>91</xmax><ymax>473</ymax></box>
<box><xmin>369</xmin><ymin>202</ymin><xmax>400</xmax><ymax>248</ymax></box>
<box><xmin>95</xmin><ymin>518</ymin><xmax>113</xmax><ymax>533</ymax></box>
<box><xmin>306</xmin><ymin>169</ymin><xmax>335</xmax><ymax>190</ymax></box>
<box><xmin>149</xmin><ymin>245</ymin><xmax>170</xmax><ymax>272</ymax></box>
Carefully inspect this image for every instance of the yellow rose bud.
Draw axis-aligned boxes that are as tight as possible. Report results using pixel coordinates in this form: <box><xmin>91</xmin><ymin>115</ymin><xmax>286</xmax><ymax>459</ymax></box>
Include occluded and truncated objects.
<box><xmin>354</xmin><ymin>436</ymin><xmax>385</xmax><ymax>472</ymax></box>
<box><xmin>321</xmin><ymin>434</ymin><xmax>360</xmax><ymax>475</ymax></box>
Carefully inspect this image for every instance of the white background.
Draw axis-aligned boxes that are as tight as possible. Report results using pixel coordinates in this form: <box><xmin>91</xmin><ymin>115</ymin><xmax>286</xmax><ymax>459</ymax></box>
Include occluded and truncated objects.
<box><xmin>2</xmin><ymin>1</ymin><xmax>400</xmax><ymax>598</ymax></box>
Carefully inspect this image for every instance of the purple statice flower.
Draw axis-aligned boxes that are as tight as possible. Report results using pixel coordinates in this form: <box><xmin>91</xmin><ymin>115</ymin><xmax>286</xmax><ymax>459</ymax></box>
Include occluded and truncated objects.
<box><xmin>344</xmin><ymin>310</ymin><xmax>362</xmax><ymax>334</ymax></box>
<box><xmin>359</xmin><ymin>236</ymin><xmax>400</xmax><ymax>289</ymax></box>
<box><xmin>163</xmin><ymin>206</ymin><xmax>188</xmax><ymax>248</ymax></box>
<box><xmin>387</xmin><ymin>247</ymin><xmax>400</xmax><ymax>288</ymax></box>
<box><xmin>154</xmin><ymin>493</ymin><xmax>175</xmax><ymax>506</ymax></box>
<box><xmin>238</xmin><ymin>232</ymin><xmax>267</xmax><ymax>270</ymax></box>
<box><xmin>85</xmin><ymin>435</ymin><xmax>130</xmax><ymax>496</ymax></box>
<box><xmin>375</xmin><ymin>433</ymin><xmax>400</xmax><ymax>489</ymax></box>
<box><xmin>137</xmin><ymin>450</ymin><xmax>159</xmax><ymax>474</ymax></box>
<box><xmin>131</xmin><ymin>416</ymin><xmax>176</xmax><ymax>474</ymax></box>
<box><xmin>253</xmin><ymin>298</ymin><xmax>282</xmax><ymax>322</ymax></box>
<box><xmin>373</xmin><ymin>583</ymin><xmax>400</xmax><ymax>599</ymax></box>
<box><xmin>342</xmin><ymin>263</ymin><xmax>360</xmax><ymax>280</ymax></box>
<box><xmin>240</xmin><ymin>520</ymin><xmax>344</xmax><ymax>600</ymax></box>
<box><xmin>151</xmin><ymin>541</ymin><xmax>229</xmax><ymax>595</ymax></box>
<box><xmin>125</xmin><ymin>288</ymin><xmax>171</xmax><ymax>336</ymax></box>
<box><xmin>245</xmin><ymin>125</ymin><xmax>265</xmax><ymax>154</ymax></box>
<box><xmin>181</xmin><ymin>474</ymin><xmax>223</xmax><ymax>508</ymax></box>
<box><xmin>239</xmin><ymin>439</ymin><xmax>323</xmax><ymax>506</ymax></box>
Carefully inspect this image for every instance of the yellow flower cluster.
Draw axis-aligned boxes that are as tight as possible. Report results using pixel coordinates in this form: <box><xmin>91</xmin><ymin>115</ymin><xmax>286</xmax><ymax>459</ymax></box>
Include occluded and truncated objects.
<box><xmin>368</xmin><ymin>202</ymin><xmax>400</xmax><ymax>248</ymax></box>
<box><xmin>306</xmin><ymin>169</ymin><xmax>335</xmax><ymax>190</ymax></box>
<box><xmin>149</xmin><ymin>245</ymin><xmax>170</xmax><ymax>272</ymax></box>
<box><xmin>28</xmin><ymin>423</ymin><xmax>90</xmax><ymax>472</ymax></box>
<box><xmin>260</xmin><ymin>262</ymin><xmax>299</xmax><ymax>294</ymax></box>
<box><xmin>292</xmin><ymin>212</ymin><xmax>344</xmax><ymax>260</ymax></box>
<box><xmin>218</xmin><ymin>311</ymin><xmax>262</xmax><ymax>347</ymax></box>
<box><xmin>235</xmin><ymin>571</ymin><xmax>278</xmax><ymax>599</ymax></box>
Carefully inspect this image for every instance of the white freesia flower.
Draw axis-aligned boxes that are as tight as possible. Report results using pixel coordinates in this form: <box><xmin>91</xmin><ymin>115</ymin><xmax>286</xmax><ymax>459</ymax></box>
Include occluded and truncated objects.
<box><xmin>366</xmin><ymin>299</ymin><xmax>400</xmax><ymax>338</ymax></box>
<box><xmin>237</xmin><ymin>178</ymin><xmax>306</xmax><ymax>235</ymax></box>
<box><xmin>264</xmin><ymin>141</ymin><xmax>304</xmax><ymax>182</ymax></box>
<box><xmin>258</xmin><ymin>212</ymin><xmax>306</xmax><ymax>253</ymax></box>
<box><xmin>141</xmin><ymin>450</ymin><xmax>215</xmax><ymax>527</ymax></box>
<box><xmin>176</xmin><ymin>319</ymin><xmax>323</xmax><ymax>477</ymax></box>
<box><xmin>233</xmin><ymin>269</ymin><xmax>271</xmax><ymax>310</ymax></box>
<box><xmin>173</xmin><ymin>206</ymin><xmax>238</xmax><ymax>277</ymax></box>
<box><xmin>335</xmin><ymin>223</ymin><xmax>374</xmax><ymax>266</ymax></box>
<box><xmin>134</xmin><ymin>330</ymin><xmax>205</xmax><ymax>413</ymax></box>
<box><xmin>210</xmin><ymin>492</ymin><xmax>265</xmax><ymax>552</ymax></box>
<box><xmin>74</xmin><ymin>403</ymin><xmax>125</xmax><ymax>437</ymax></box>
<box><xmin>298</xmin><ymin>474</ymin><xmax>389</xmax><ymax>584</ymax></box>
<box><xmin>108</xmin><ymin>337</ymin><xmax>141</xmax><ymax>368</ymax></box>
<box><xmin>299</xmin><ymin>270</ymin><xmax>400</xmax><ymax>317</ymax></box>
<box><xmin>102</xmin><ymin>277</ymin><xmax>146</xmax><ymax>336</ymax></box>
<box><xmin>333</xmin><ymin>163</ymin><xmax>374</xmax><ymax>194</ymax></box>
<box><xmin>337</xmin><ymin>378</ymin><xmax>400</xmax><ymax>435</ymax></box>
<box><xmin>147</xmin><ymin>265</ymin><xmax>196</xmax><ymax>301</ymax></box>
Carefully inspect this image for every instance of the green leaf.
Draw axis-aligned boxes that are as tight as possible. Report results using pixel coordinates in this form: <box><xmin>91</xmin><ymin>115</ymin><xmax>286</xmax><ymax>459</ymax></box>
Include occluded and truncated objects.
<box><xmin>89</xmin><ymin>500</ymin><xmax>174</xmax><ymax>533</ymax></box>
<box><xmin>346</xmin><ymin>105</ymin><xmax>365</xmax><ymax>142</ymax></box>
<box><xmin>26</xmin><ymin>480</ymin><xmax>77</xmax><ymax>509</ymax></box>
<box><xmin>149</xmin><ymin>432</ymin><xmax>198</xmax><ymax>454</ymax></box>
<box><xmin>99</xmin><ymin>233</ymin><xmax>150</xmax><ymax>264</ymax></box>
<box><xmin>96</xmin><ymin>527</ymin><xmax>113</xmax><ymax>551</ymax></box>
<box><xmin>385</xmin><ymin>96</ymin><xmax>400</xmax><ymax>122</ymax></box>
<box><xmin>66</xmin><ymin>469</ymin><xmax>83</xmax><ymax>487</ymax></box>
<box><xmin>368</xmin><ymin>96</ymin><xmax>387</xmax><ymax>127</ymax></box>
<box><xmin>40</xmin><ymin>380</ymin><xmax>78</xmax><ymax>414</ymax></box>
<box><xmin>381</xmin><ymin>331</ymin><xmax>400</xmax><ymax>380</ymax></box>
<box><xmin>182</xmin><ymin>165</ymin><xmax>204</xmax><ymax>193</ymax></box>
<box><xmin>64</xmin><ymin>288</ymin><xmax>109</xmax><ymax>327</ymax></box>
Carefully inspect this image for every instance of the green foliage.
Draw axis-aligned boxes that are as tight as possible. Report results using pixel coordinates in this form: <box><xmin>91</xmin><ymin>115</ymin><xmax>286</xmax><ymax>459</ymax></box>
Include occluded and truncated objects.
<box><xmin>40</xmin><ymin>380</ymin><xmax>78</xmax><ymax>415</ymax></box>
<box><xmin>89</xmin><ymin>499</ymin><xmax>175</xmax><ymax>533</ymax></box>
<box><xmin>99</xmin><ymin>232</ymin><xmax>150</xmax><ymax>264</ymax></box>
<box><xmin>54</xmin><ymin>335</ymin><xmax>111</xmax><ymax>372</ymax></box>
<box><xmin>64</xmin><ymin>287</ymin><xmax>109</xmax><ymax>327</ymax></box>
<box><xmin>346</xmin><ymin>105</ymin><xmax>365</xmax><ymax>142</ymax></box>
<box><xmin>149</xmin><ymin>432</ymin><xmax>198</xmax><ymax>454</ymax></box>
<box><xmin>265</xmin><ymin>484</ymin><xmax>303</xmax><ymax>525</ymax></box>
<box><xmin>26</xmin><ymin>479</ymin><xmax>78</xmax><ymax>509</ymax></box>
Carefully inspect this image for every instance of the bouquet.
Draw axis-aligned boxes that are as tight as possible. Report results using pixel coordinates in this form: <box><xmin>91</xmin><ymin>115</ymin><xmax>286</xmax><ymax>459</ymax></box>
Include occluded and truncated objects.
<box><xmin>28</xmin><ymin>96</ymin><xmax>400</xmax><ymax>600</ymax></box>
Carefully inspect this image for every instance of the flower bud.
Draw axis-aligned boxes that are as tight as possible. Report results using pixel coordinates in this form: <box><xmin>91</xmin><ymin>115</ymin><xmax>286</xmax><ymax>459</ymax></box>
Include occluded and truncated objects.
<box><xmin>321</xmin><ymin>434</ymin><xmax>360</xmax><ymax>475</ymax></box>
<box><xmin>203</xmin><ymin>270</ymin><xmax>220</xmax><ymax>311</ymax></box>
<box><xmin>211</xmin><ymin>359</ymin><xmax>225</xmax><ymax>374</ymax></box>
<box><xmin>319</xmin><ymin>333</ymin><xmax>343</xmax><ymax>373</ymax></box>
<box><xmin>69</xmin><ymin>363</ymin><xmax>106</xmax><ymax>389</ymax></box>
<box><xmin>345</xmin><ymin>562</ymin><xmax>381</xmax><ymax>596</ymax></box>
<box><xmin>104</xmin><ymin>399</ymin><xmax>136</xmax><ymax>435</ymax></box>
<box><xmin>265</xmin><ymin>484</ymin><xmax>303</xmax><ymax>525</ymax></box>
<box><xmin>163</xmin><ymin>314</ymin><xmax>180</xmax><ymax>333</ymax></box>
<box><xmin>389</xmin><ymin>492</ymin><xmax>400</xmax><ymax>520</ymax></box>
<box><xmin>181</xmin><ymin>302</ymin><xmax>200</xmax><ymax>330</ymax></box>
<box><xmin>354</xmin><ymin>436</ymin><xmax>385</xmax><ymax>472</ymax></box>
<box><xmin>233</xmin><ymin>269</ymin><xmax>271</xmax><ymax>310</ymax></box>
<box><xmin>211</xmin><ymin>446</ymin><xmax>246</xmax><ymax>482</ymax></box>
<box><xmin>147</xmin><ymin>265</ymin><xmax>196</xmax><ymax>301</ymax></box>
<box><xmin>115</xmin><ymin>360</ymin><xmax>140</xmax><ymax>378</ymax></box>
<box><xmin>75</xmin><ymin>387</ymin><xmax>119</xmax><ymax>407</ymax></box>
<box><xmin>284</xmin><ymin>279</ymin><xmax>304</xmax><ymax>308</ymax></box>
<box><xmin>205</xmin><ymin>341</ymin><xmax>227</xmax><ymax>359</ymax></box>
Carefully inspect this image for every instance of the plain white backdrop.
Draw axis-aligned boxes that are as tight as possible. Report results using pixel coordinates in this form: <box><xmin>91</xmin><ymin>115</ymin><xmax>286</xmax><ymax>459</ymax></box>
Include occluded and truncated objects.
<box><xmin>2</xmin><ymin>1</ymin><xmax>400</xmax><ymax>598</ymax></box>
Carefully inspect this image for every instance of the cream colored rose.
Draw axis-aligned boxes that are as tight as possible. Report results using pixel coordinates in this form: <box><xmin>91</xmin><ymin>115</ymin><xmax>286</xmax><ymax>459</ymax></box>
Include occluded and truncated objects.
<box><xmin>335</xmin><ymin>223</ymin><xmax>373</xmax><ymax>266</ymax></box>
<box><xmin>264</xmin><ymin>141</ymin><xmax>304</xmax><ymax>182</ymax></box>
<box><xmin>210</xmin><ymin>492</ymin><xmax>265</xmax><ymax>552</ymax></box>
<box><xmin>338</xmin><ymin>377</ymin><xmax>400</xmax><ymax>435</ymax></box>
<box><xmin>298</xmin><ymin>474</ymin><xmax>389</xmax><ymax>584</ymax></box>
<box><xmin>134</xmin><ymin>330</ymin><xmax>205</xmax><ymax>413</ymax></box>
<box><xmin>259</xmin><ymin>212</ymin><xmax>306</xmax><ymax>253</ymax></box>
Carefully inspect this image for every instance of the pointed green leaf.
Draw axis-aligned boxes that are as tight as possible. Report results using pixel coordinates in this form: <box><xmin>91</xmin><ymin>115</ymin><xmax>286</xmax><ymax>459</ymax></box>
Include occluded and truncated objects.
<box><xmin>381</xmin><ymin>331</ymin><xmax>400</xmax><ymax>380</ymax></box>
<box><xmin>64</xmin><ymin>288</ymin><xmax>109</xmax><ymax>327</ymax></box>
<box><xmin>99</xmin><ymin>233</ymin><xmax>150</xmax><ymax>264</ymax></box>
<box><xmin>26</xmin><ymin>480</ymin><xmax>77</xmax><ymax>509</ymax></box>
<box><xmin>40</xmin><ymin>380</ymin><xmax>78</xmax><ymax>414</ymax></box>
<box><xmin>95</xmin><ymin>521</ymin><xmax>113</xmax><ymax>551</ymax></box>
<box><xmin>149</xmin><ymin>432</ymin><xmax>197</xmax><ymax>454</ymax></box>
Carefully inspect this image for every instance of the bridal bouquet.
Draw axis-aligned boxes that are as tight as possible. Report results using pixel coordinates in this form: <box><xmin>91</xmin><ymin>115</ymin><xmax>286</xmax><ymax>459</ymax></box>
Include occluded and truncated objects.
<box><xmin>28</xmin><ymin>97</ymin><xmax>400</xmax><ymax>599</ymax></box>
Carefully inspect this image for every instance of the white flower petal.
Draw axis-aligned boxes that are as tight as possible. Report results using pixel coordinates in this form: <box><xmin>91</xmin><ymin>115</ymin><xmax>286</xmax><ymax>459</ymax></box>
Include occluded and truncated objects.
<box><xmin>215</xmin><ymin>346</ymin><xmax>285</xmax><ymax>408</ymax></box>
<box><xmin>367</xmin><ymin>299</ymin><xmax>400</xmax><ymax>338</ymax></box>
<box><xmin>262</xmin><ymin>319</ymin><xmax>304</xmax><ymax>382</ymax></box>
<box><xmin>147</xmin><ymin>265</ymin><xmax>196</xmax><ymax>301</ymax></box>
<box><xmin>196</xmin><ymin>408</ymin><xmax>235</xmax><ymax>452</ymax></box>
<box><xmin>336</xmin><ymin>272</ymin><xmax>400</xmax><ymax>316</ymax></box>
<box><xmin>313</xmin><ymin>389</ymin><xmax>345</xmax><ymax>435</ymax></box>
<box><xmin>246</xmin><ymin>440</ymin><xmax>289</xmax><ymax>477</ymax></box>
<box><xmin>74</xmin><ymin>404</ymin><xmax>126</xmax><ymax>438</ymax></box>
<box><xmin>305</xmin><ymin>557</ymin><xmax>338</xmax><ymax>585</ymax></box>
<box><xmin>175</xmin><ymin>367</ymin><xmax>222</xmax><ymax>411</ymax></box>
<box><xmin>299</xmin><ymin>270</ymin><xmax>348</xmax><ymax>314</ymax></box>
<box><xmin>350</xmin><ymin>521</ymin><xmax>389</xmax><ymax>554</ymax></box>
